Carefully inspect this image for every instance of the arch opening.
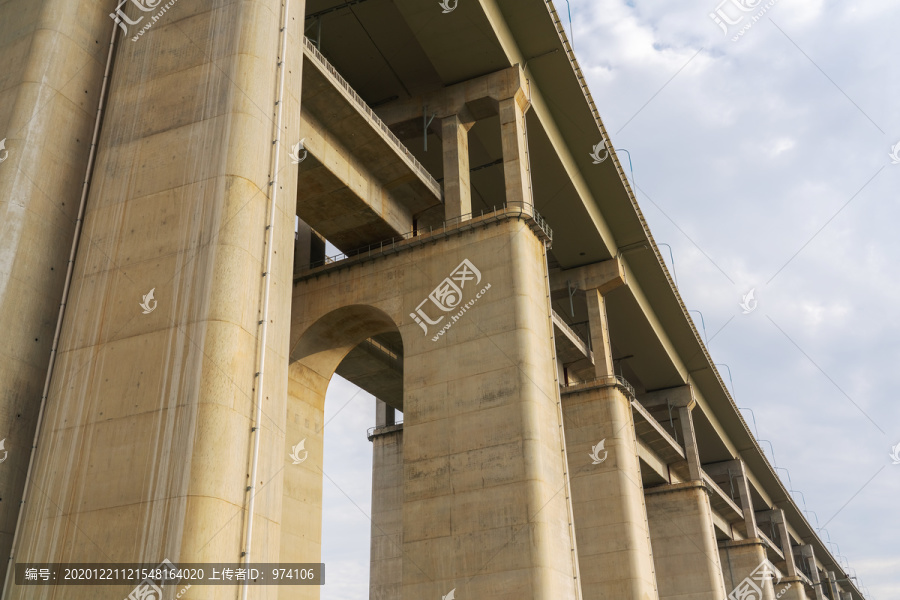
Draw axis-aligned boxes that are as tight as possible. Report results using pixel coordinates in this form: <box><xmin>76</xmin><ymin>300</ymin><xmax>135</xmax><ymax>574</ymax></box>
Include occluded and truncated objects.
<box><xmin>284</xmin><ymin>304</ymin><xmax>405</xmax><ymax>600</ymax></box>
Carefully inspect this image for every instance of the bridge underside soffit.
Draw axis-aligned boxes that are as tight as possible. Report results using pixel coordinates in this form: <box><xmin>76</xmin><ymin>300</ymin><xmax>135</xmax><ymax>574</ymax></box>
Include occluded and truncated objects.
<box><xmin>303</xmin><ymin>0</ymin><xmax>629</xmax><ymax>268</ymax></box>
<box><xmin>296</xmin><ymin>38</ymin><xmax>442</xmax><ymax>253</ymax></box>
<box><xmin>335</xmin><ymin>332</ymin><xmax>404</xmax><ymax>411</ymax></box>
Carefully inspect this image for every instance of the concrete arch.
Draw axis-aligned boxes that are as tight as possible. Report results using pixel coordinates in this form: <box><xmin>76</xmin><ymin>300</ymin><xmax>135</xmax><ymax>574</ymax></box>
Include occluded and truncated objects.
<box><xmin>291</xmin><ymin>303</ymin><xmax>401</xmax><ymax>383</ymax></box>
<box><xmin>283</xmin><ymin>216</ymin><xmax>581</xmax><ymax>600</ymax></box>
<box><xmin>281</xmin><ymin>302</ymin><xmax>403</xmax><ymax>600</ymax></box>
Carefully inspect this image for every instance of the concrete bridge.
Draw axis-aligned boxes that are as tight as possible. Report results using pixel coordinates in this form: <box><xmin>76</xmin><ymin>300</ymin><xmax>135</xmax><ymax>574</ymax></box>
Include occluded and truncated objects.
<box><xmin>0</xmin><ymin>0</ymin><xmax>865</xmax><ymax>599</ymax></box>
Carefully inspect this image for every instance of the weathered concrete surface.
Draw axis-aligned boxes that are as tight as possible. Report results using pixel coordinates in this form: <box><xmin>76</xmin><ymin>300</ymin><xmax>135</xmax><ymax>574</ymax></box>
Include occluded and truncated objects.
<box><xmin>297</xmin><ymin>110</ymin><xmax>438</xmax><ymax>251</ymax></box>
<box><xmin>0</xmin><ymin>0</ymin><xmax>114</xmax><ymax>583</ymax></box>
<box><xmin>646</xmin><ymin>482</ymin><xmax>727</xmax><ymax>600</ymax></box>
<box><xmin>778</xmin><ymin>577</ymin><xmax>811</xmax><ymax>600</ymax></box>
<box><xmin>369</xmin><ymin>426</ymin><xmax>403</xmax><ymax>600</ymax></box>
<box><xmin>4</xmin><ymin>1</ymin><xmax>305</xmax><ymax>598</ymax></box>
<box><xmin>441</xmin><ymin>114</ymin><xmax>473</xmax><ymax>221</ymax></box>
<box><xmin>499</xmin><ymin>96</ymin><xmax>533</xmax><ymax>211</ymax></box>
<box><xmin>291</xmin><ymin>214</ymin><xmax>578</xmax><ymax>600</ymax></box>
<box><xmin>375</xmin><ymin>65</ymin><xmax>527</xmax><ymax>128</ymax></box>
<box><xmin>562</xmin><ymin>384</ymin><xmax>659</xmax><ymax>600</ymax></box>
<box><xmin>719</xmin><ymin>539</ymin><xmax>777</xmax><ymax>600</ymax></box>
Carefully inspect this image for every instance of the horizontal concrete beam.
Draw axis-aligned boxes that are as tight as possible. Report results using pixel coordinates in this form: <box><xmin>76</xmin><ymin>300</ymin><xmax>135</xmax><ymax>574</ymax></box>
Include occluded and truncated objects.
<box><xmin>701</xmin><ymin>470</ymin><xmax>744</xmax><ymax>526</ymax></box>
<box><xmin>636</xmin><ymin>437</ymin><xmax>670</xmax><ymax>484</ymax></box>
<box><xmin>551</xmin><ymin>309</ymin><xmax>592</xmax><ymax>364</ymax></box>
<box><xmin>549</xmin><ymin>257</ymin><xmax>626</xmax><ymax>296</ymax></box>
<box><xmin>631</xmin><ymin>399</ymin><xmax>686</xmax><ymax>476</ymax></box>
<box><xmin>638</xmin><ymin>384</ymin><xmax>695</xmax><ymax>410</ymax></box>
<box><xmin>376</xmin><ymin>65</ymin><xmax>529</xmax><ymax>127</ymax></box>
<box><xmin>298</xmin><ymin>111</ymin><xmax>417</xmax><ymax>249</ymax></box>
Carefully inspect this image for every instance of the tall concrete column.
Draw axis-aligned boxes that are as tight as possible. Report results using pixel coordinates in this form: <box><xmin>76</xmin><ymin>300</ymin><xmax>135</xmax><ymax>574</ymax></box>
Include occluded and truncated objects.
<box><xmin>826</xmin><ymin>572</ymin><xmax>840</xmax><ymax>600</ymax></box>
<box><xmin>646</xmin><ymin>482</ymin><xmax>727</xmax><ymax>600</ymax></box>
<box><xmin>719</xmin><ymin>540</ymin><xmax>777</xmax><ymax>600</ymax></box>
<box><xmin>584</xmin><ymin>288</ymin><xmax>614</xmax><ymax>378</ymax></box>
<box><xmin>369</xmin><ymin>417</ymin><xmax>403</xmax><ymax>600</ymax></box>
<box><xmin>376</xmin><ymin>398</ymin><xmax>396</xmax><ymax>428</ymax></box>
<box><xmin>441</xmin><ymin>114</ymin><xmax>473</xmax><ymax>222</ymax></box>
<box><xmin>758</xmin><ymin>510</ymin><xmax>809</xmax><ymax>600</ymax></box>
<box><xmin>562</xmin><ymin>279</ymin><xmax>657</xmax><ymax>597</ymax></box>
<box><xmin>0</xmin><ymin>0</ymin><xmax>115</xmax><ymax>583</ymax></box>
<box><xmin>396</xmin><ymin>219</ymin><xmax>578</xmax><ymax>599</ymax></box>
<box><xmin>563</xmin><ymin>383</ymin><xmax>659</xmax><ymax>600</ymax></box>
<box><xmin>771</xmin><ymin>510</ymin><xmax>797</xmax><ymax>577</ymax></box>
<box><xmin>6</xmin><ymin>1</ymin><xmax>306</xmax><ymax>598</ymax></box>
<box><xmin>801</xmin><ymin>545</ymin><xmax>826</xmax><ymax>600</ymax></box>
<box><xmin>294</xmin><ymin>217</ymin><xmax>326</xmax><ymax>274</ymax></box>
<box><xmin>676</xmin><ymin>403</ymin><xmax>703</xmax><ymax>481</ymax></box>
<box><xmin>707</xmin><ymin>459</ymin><xmax>757</xmax><ymax>539</ymax></box>
<box><xmin>644</xmin><ymin>387</ymin><xmax>727</xmax><ymax>600</ymax></box>
<box><xmin>499</xmin><ymin>94</ymin><xmax>533</xmax><ymax>212</ymax></box>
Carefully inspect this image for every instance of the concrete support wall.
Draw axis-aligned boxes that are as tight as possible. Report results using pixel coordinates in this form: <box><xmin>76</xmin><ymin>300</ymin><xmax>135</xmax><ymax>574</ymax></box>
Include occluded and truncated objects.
<box><xmin>646</xmin><ymin>482</ymin><xmax>727</xmax><ymax>600</ymax></box>
<box><xmin>779</xmin><ymin>578</ymin><xmax>811</xmax><ymax>600</ymax></box>
<box><xmin>719</xmin><ymin>540</ymin><xmax>776</xmax><ymax>600</ymax></box>
<box><xmin>563</xmin><ymin>385</ymin><xmax>659</xmax><ymax>600</ymax></box>
<box><xmin>282</xmin><ymin>361</ymin><xmax>326</xmax><ymax>600</ymax></box>
<box><xmin>369</xmin><ymin>427</ymin><xmax>403</xmax><ymax>600</ymax></box>
<box><xmin>400</xmin><ymin>224</ymin><xmax>576</xmax><ymax>600</ymax></box>
<box><xmin>5</xmin><ymin>1</ymin><xmax>305</xmax><ymax>598</ymax></box>
<box><xmin>290</xmin><ymin>214</ymin><xmax>577</xmax><ymax>600</ymax></box>
<box><xmin>0</xmin><ymin>0</ymin><xmax>114</xmax><ymax>583</ymax></box>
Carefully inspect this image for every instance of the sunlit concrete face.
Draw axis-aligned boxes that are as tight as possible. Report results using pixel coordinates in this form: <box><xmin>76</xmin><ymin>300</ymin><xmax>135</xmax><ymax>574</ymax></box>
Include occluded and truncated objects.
<box><xmin>646</xmin><ymin>483</ymin><xmax>728</xmax><ymax>600</ymax></box>
<box><xmin>289</xmin><ymin>213</ymin><xmax>577</xmax><ymax>600</ymax></box>
<box><xmin>563</xmin><ymin>384</ymin><xmax>659</xmax><ymax>600</ymax></box>
<box><xmin>0</xmin><ymin>0</ymin><xmax>116</xmax><ymax>582</ymax></box>
<box><xmin>1</xmin><ymin>0</ymin><xmax>305</xmax><ymax>598</ymax></box>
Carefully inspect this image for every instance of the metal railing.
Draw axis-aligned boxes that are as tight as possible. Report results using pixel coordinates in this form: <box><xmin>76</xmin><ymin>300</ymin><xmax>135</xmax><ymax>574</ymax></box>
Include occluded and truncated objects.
<box><xmin>299</xmin><ymin>202</ymin><xmax>553</xmax><ymax>273</ymax></box>
<box><xmin>302</xmin><ymin>37</ymin><xmax>440</xmax><ymax>197</ymax></box>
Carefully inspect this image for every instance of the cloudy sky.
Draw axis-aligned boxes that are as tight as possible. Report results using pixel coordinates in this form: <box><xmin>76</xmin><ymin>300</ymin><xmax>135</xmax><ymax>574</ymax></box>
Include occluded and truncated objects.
<box><xmin>317</xmin><ymin>1</ymin><xmax>900</xmax><ymax>598</ymax></box>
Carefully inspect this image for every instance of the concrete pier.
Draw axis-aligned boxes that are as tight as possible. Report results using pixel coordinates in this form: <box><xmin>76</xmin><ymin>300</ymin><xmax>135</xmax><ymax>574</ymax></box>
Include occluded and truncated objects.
<box><xmin>646</xmin><ymin>482</ymin><xmax>727</xmax><ymax>600</ymax></box>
